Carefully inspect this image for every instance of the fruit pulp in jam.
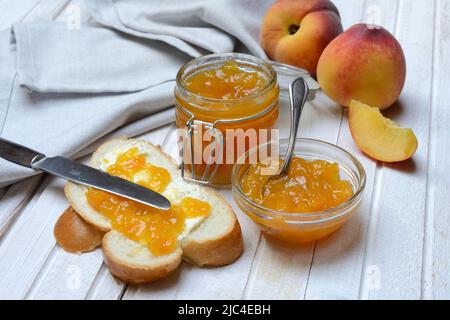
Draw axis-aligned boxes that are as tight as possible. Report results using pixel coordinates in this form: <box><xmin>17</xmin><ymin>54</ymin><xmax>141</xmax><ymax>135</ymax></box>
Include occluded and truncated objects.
<box><xmin>85</xmin><ymin>147</ymin><xmax>210</xmax><ymax>256</ymax></box>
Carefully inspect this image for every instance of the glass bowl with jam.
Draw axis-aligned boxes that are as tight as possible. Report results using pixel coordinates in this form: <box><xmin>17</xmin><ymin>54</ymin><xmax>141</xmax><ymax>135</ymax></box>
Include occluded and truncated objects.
<box><xmin>232</xmin><ymin>138</ymin><xmax>366</xmax><ymax>243</ymax></box>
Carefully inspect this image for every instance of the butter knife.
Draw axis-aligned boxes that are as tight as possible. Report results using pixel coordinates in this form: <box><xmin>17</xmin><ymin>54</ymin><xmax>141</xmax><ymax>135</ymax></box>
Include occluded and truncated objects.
<box><xmin>0</xmin><ymin>138</ymin><xmax>171</xmax><ymax>210</ymax></box>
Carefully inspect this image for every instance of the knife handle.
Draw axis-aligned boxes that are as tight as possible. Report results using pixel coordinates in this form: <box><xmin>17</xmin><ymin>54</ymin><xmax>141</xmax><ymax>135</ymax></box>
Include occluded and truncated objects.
<box><xmin>0</xmin><ymin>138</ymin><xmax>45</xmax><ymax>168</ymax></box>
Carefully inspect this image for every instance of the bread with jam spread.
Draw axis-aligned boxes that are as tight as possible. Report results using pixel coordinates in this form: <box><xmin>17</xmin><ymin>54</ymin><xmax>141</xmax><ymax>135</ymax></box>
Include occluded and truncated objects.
<box><xmin>64</xmin><ymin>138</ymin><xmax>243</xmax><ymax>283</ymax></box>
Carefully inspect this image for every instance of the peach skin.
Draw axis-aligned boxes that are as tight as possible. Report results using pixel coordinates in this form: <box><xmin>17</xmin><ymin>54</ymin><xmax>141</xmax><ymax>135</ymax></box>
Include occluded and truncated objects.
<box><xmin>317</xmin><ymin>23</ymin><xmax>406</xmax><ymax>109</ymax></box>
<box><xmin>260</xmin><ymin>0</ymin><xmax>343</xmax><ymax>77</ymax></box>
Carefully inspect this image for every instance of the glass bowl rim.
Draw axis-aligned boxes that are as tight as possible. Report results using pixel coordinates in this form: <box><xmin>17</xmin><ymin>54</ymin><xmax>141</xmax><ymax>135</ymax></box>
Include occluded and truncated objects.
<box><xmin>232</xmin><ymin>138</ymin><xmax>366</xmax><ymax>222</ymax></box>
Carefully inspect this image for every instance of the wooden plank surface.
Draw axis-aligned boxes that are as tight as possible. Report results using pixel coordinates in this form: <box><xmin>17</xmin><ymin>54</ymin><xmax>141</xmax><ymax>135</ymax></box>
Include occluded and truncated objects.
<box><xmin>243</xmin><ymin>96</ymin><xmax>342</xmax><ymax>299</ymax></box>
<box><xmin>305</xmin><ymin>0</ymin><xmax>400</xmax><ymax>300</ymax></box>
<box><xmin>244</xmin><ymin>0</ymin><xmax>364</xmax><ymax>300</ymax></box>
<box><xmin>418</xmin><ymin>0</ymin><xmax>448</xmax><ymax>300</ymax></box>
<box><xmin>25</xmin><ymin>126</ymin><xmax>171</xmax><ymax>300</ymax></box>
<box><xmin>0</xmin><ymin>176</ymin><xmax>42</xmax><ymax>237</ymax></box>
<box><xmin>121</xmin><ymin>126</ymin><xmax>263</xmax><ymax>300</ymax></box>
<box><xmin>360</xmin><ymin>0</ymin><xmax>436</xmax><ymax>300</ymax></box>
<box><xmin>0</xmin><ymin>176</ymin><xmax>63</xmax><ymax>299</ymax></box>
<box><xmin>0</xmin><ymin>0</ymin><xmax>448</xmax><ymax>300</ymax></box>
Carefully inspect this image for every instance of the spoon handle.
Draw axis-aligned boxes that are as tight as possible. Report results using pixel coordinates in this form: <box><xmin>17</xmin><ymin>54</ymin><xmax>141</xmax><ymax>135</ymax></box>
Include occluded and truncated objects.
<box><xmin>280</xmin><ymin>77</ymin><xmax>309</xmax><ymax>174</ymax></box>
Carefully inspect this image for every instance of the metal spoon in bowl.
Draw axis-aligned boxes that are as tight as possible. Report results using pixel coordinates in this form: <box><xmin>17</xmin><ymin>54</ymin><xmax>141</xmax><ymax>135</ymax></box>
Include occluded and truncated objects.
<box><xmin>262</xmin><ymin>77</ymin><xmax>309</xmax><ymax>191</ymax></box>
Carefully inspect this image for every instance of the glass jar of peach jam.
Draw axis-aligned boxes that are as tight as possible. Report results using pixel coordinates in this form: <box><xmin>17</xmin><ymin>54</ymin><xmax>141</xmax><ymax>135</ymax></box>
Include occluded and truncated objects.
<box><xmin>174</xmin><ymin>53</ymin><xmax>281</xmax><ymax>186</ymax></box>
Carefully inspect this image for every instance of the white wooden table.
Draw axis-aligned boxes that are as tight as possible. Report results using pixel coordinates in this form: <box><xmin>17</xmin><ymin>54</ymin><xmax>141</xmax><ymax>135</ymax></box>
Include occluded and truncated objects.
<box><xmin>0</xmin><ymin>0</ymin><xmax>448</xmax><ymax>300</ymax></box>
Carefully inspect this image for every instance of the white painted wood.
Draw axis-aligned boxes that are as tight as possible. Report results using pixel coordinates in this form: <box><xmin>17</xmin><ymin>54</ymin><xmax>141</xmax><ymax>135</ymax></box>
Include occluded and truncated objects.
<box><xmin>23</xmin><ymin>163</ymin><xmax>103</xmax><ymax>299</ymax></box>
<box><xmin>26</xmin><ymin>125</ymin><xmax>172</xmax><ymax>300</ymax></box>
<box><xmin>243</xmin><ymin>95</ymin><xmax>342</xmax><ymax>300</ymax></box>
<box><xmin>0</xmin><ymin>176</ymin><xmax>42</xmax><ymax>237</ymax></box>
<box><xmin>123</xmin><ymin>125</ymin><xmax>262</xmax><ymax>300</ymax></box>
<box><xmin>0</xmin><ymin>1</ymin><xmax>172</xmax><ymax>301</ymax></box>
<box><xmin>0</xmin><ymin>0</ymin><xmax>447</xmax><ymax>300</ymax></box>
<box><xmin>359</xmin><ymin>0</ymin><xmax>435</xmax><ymax>300</ymax></box>
<box><xmin>85</xmin><ymin>264</ymin><xmax>126</xmax><ymax>300</ymax></box>
<box><xmin>26</xmin><ymin>248</ymin><xmax>104</xmax><ymax>300</ymax></box>
<box><xmin>0</xmin><ymin>176</ymin><xmax>66</xmax><ymax>299</ymax></box>
<box><xmin>243</xmin><ymin>0</ymin><xmax>363</xmax><ymax>300</ymax></box>
<box><xmin>304</xmin><ymin>0</ymin><xmax>399</xmax><ymax>300</ymax></box>
<box><xmin>125</xmin><ymin>91</ymin><xmax>340</xmax><ymax>301</ymax></box>
<box><xmin>124</xmin><ymin>189</ymin><xmax>262</xmax><ymax>300</ymax></box>
<box><xmin>420</xmin><ymin>0</ymin><xmax>450</xmax><ymax>300</ymax></box>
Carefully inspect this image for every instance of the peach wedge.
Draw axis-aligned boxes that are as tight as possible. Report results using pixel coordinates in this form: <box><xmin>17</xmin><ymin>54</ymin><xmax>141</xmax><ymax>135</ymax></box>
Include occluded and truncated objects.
<box><xmin>349</xmin><ymin>100</ymin><xmax>418</xmax><ymax>162</ymax></box>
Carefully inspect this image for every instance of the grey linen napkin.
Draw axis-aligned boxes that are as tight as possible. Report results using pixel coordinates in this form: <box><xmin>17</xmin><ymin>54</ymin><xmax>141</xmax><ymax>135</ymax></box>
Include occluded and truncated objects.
<box><xmin>0</xmin><ymin>0</ymin><xmax>272</xmax><ymax>187</ymax></box>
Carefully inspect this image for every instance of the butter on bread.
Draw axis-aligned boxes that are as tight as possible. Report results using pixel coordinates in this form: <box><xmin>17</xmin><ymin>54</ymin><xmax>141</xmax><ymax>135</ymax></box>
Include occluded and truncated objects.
<box><xmin>64</xmin><ymin>138</ymin><xmax>243</xmax><ymax>283</ymax></box>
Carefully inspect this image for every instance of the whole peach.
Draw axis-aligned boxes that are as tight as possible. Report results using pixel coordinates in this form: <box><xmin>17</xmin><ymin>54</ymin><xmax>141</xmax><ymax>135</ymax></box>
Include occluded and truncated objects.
<box><xmin>260</xmin><ymin>0</ymin><xmax>343</xmax><ymax>77</ymax></box>
<box><xmin>317</xmin><ymin>23</ymin><xmax>406</xmax><ymax>109</ymax></box>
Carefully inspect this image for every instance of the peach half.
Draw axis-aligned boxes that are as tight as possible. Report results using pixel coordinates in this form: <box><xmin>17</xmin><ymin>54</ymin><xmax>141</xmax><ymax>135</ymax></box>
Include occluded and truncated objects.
<box><xmin>349</xmin><ymin>100</ymin><xmax>417</xmax><ymax>162</ymax></box>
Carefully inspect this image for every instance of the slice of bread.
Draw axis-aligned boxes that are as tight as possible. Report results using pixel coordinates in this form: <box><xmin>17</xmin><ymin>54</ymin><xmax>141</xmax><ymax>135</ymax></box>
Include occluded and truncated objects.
<box><xmin>64</xmin><ymin>138</ymin><xmax>243</xmax><ymax>283</ymax></box>
<box><xmin>54</xmin><ymin>207</ymin><xmax>104</xmax><ymax>254</ymax></box>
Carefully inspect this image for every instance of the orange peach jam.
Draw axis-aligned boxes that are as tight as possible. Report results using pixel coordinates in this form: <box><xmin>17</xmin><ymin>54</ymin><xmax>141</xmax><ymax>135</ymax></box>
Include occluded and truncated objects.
<box><xmin>175</xmin><ymin>58</ymin><xmax>280</xmax><ymax>184</ymax></box>
<box><xmin>184</xmin><ymin>60</ymin><xmax>268</xmax><ymax>100</ymax></box>
<box><xmin>241</xmin><ymin>157</ymin><xmax>353</xmax><ymax>213</ymax></box>
<box><xmin>85</xmin><ymin>147</ymin><xmax>210</xmax><ymax>256</ymax></box>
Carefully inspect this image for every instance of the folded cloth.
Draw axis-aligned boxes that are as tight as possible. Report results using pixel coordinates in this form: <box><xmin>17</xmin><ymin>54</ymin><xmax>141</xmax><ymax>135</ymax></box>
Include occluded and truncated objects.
<box><xmin>0</xmin><ymin>0</ymin><xmax>272</xmax><ymax>187</ymax></box>
<box><xmin>84</xmin><ymin>0</ymin><xmax>267</xmax><ymax>58</ymax></box>
<box><xmin>14</xmin><ymin>23</ymin><xmax>189</xmax><ymax>93</ymax></box>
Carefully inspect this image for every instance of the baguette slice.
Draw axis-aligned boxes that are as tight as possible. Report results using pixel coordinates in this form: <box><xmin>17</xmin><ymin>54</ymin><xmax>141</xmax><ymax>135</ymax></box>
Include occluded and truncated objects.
<box><xmin>65</xmin><ymin>138</ymin><xmax>243</xmax><ymax>283</ymax></box>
